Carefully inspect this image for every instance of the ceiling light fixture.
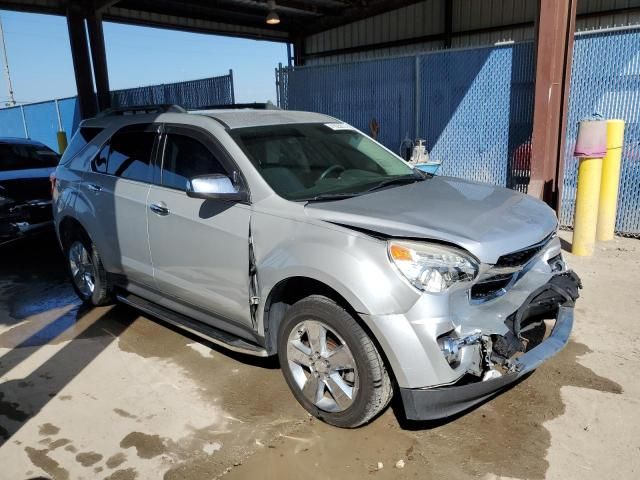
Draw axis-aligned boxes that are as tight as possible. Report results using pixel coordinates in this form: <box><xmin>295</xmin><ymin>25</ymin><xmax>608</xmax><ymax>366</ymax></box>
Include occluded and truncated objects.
<box><xmin>266</xmin><ymin>0</ymin><xmax>280</xmax><ymax>25</ymax></box>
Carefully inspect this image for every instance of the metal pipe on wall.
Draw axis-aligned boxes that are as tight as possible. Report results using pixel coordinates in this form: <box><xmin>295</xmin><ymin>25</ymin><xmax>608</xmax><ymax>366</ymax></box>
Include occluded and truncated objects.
<box><xmin>19</xmin><ymin>105</ymin><xmax>28</xmax><ymax>138</ymax></box>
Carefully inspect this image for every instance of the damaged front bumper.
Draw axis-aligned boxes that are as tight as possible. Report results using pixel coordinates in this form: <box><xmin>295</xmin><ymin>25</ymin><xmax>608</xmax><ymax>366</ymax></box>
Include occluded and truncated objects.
<box><xmin>400</xmin><ymin>305</ymin><xmax>573</xmax><ymax>420</ymax></box>
<box><xmin>398</xmin><ymin>271</ymin><xmax>581</xmax><ymax>421</ymax></box>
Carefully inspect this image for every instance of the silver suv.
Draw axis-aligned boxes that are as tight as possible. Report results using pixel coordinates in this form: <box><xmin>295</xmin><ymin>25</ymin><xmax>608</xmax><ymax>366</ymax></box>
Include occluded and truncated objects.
<box><xmin>52</xmin><ymin>105</ymin><xmax>581</xmax><ymax>428</ymax></box>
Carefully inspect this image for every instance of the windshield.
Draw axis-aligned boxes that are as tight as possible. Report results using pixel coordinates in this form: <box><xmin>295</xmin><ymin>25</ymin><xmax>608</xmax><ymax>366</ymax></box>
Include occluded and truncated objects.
<box><xmin>229</xmin><ymin>123</ymin><xmax>419</xmax><ymax>201</ymax></box>
<box><xmin>0</xmin><ymin>142</ymin><xmax>60</xmax><ymax>172</ymax></box>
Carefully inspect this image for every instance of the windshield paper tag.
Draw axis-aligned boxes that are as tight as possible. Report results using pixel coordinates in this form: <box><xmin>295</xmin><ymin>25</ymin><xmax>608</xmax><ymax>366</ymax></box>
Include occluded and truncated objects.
<box><xmin>325</xmin><ymin>123</ymin><xmax>355</xmax><ymax>131</ymax></box>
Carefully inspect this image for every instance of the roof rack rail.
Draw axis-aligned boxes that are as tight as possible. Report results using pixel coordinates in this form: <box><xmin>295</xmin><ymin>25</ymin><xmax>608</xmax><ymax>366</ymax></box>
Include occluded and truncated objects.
<box><xmin>96</xmin><ymin>104</ymin><xmax>186</xmax><ymax>118</ymax></box>
<box><xmin>192</xmin><ymin>102</ymin><xmax>279</xmax><ymax>111</ymax></box>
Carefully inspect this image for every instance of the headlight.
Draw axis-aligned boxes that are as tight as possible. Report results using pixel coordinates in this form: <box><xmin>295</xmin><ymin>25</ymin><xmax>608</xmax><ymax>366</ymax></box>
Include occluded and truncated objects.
<box><xmin>388</xmin><ymin>240</ymin><xmax>479</xmax><ymax>293</ymax></box>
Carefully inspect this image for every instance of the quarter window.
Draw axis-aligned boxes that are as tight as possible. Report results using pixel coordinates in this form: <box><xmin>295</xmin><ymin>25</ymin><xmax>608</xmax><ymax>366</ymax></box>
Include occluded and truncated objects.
<box><xmin>161</xmin><ymin>133</ymin><xmax>227</xmax><ymax>190</ymax></box>
<box><xmin>60</xmin><ymin>127</ymin><xmax>103</xmax><ymax>165</ymax></box>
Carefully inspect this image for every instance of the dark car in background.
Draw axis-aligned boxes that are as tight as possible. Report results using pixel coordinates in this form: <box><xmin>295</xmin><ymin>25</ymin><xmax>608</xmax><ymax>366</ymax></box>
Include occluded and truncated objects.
<box><xmin>0</xmin><ymin>138</ymin><xmax>60</xmax><ymax>246</ymax></box>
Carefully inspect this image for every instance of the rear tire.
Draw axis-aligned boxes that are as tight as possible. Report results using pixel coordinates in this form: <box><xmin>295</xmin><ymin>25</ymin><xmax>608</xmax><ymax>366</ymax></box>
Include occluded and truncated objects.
<box><xmin>278</xmin><ymin>295</ymin><xmax>393</xmax><ymax>428</ymax></box>
<box><xmin>65</xmin><ymin>232</ymin><xmax>113</xmax><ymax>306</ymax></box>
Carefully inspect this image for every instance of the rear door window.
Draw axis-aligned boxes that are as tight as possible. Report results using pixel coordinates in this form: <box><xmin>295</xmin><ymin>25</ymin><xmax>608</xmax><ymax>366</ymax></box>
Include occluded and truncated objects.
<box><xmin>89</xmin><ymin>124</ymin><xmax>157</xmax><ymax>182</ymax></box>
<box><xmin>106</xmin><ymin>127</ymin><xmax>156</xmax><ymax>183</ymax></box>
<box><xmin>160</xmin><ymin>130</ymin><xmax>228</xmax><ymax>191</ymax></box>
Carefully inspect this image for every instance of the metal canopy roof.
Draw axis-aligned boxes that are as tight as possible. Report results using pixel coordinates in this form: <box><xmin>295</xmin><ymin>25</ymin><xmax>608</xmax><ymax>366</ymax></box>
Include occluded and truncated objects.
<box><xmin>0</xmin><ymin>0</ymin><xmax>425</xmax><ymax>41</ymax></box>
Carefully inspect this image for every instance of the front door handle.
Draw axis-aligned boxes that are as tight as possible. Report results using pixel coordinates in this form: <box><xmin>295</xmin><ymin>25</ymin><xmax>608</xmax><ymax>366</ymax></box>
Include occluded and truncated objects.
<box><xmin>87</xmin><ymin>183</ymin><xmax>102</xmax><ymax>192</ymax></box>
<box><xmin>150</xmin><ymin>202</ymin><xmax>170</xmax><ymax>216</ymax></box>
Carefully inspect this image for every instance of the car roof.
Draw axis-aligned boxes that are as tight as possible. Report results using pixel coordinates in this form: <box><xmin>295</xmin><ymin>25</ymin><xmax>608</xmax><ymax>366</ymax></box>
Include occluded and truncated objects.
<box><xmin>0</xmin><ymin>137</ymin><xmax>47</xmax><ymax>147</ymax></box>
<box><xmin>79</xmin><ymin>108</ymin><xmax>340</xmax><ymax>131</ymax></box>
<box><xmin>199</xmin><ymin>109</ymin><xmax>339</xmax><ymax>129</ymax></box>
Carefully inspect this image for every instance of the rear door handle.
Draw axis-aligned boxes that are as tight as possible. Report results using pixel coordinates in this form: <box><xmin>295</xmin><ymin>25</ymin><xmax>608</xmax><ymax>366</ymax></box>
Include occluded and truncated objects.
<box><xmin>150</xmin><ymin>202</ymin><xmax>170</xmax><ymax>216</ymax></box>
<box><xmin>87</xmin><ymin>183</ymin><xmax>102</xmax><ymax>192</ymax></box>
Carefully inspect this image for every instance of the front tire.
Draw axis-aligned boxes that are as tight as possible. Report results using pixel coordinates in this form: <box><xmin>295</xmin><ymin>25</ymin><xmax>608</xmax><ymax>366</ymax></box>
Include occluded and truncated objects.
<box><xmin>278</xmin><ymin>295</ymin><xmax>393</xmax><ymax>428</ymax></box>
<box><xmin>65</xmin><ymin>233</ymin><xmax>113</xmax><ymax>306</ymax></box>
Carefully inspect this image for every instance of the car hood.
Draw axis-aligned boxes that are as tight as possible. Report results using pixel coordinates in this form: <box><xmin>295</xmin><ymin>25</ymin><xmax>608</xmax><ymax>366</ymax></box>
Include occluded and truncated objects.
<box><xmin>304</xmin><ymin>176</ymin><xmax>558</xmax><ymax>264</ymax></box>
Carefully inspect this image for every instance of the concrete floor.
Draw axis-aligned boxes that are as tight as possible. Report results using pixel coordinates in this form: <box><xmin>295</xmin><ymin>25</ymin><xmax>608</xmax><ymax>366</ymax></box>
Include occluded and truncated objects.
<box><xmin>0</xmin><ymin>230</ymin><xmax>638</xmax><ymax>480</ymax></box>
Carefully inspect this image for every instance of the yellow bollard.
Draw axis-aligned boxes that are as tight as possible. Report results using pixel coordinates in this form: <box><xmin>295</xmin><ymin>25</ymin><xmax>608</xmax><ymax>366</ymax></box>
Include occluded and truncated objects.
<box><xmin>596</xmin><ymin>119</ymin><xmax>625</xmax><ymax>241</ymax></box>
<box><xmin>56</xmin><ymin>131</ymin><xmax>68</xmax><ymax>155</ymax></box>
<box><xmin>572</xmin><ymin>157</ymin><xmax>603</xmax><ymax>256</ymax></box>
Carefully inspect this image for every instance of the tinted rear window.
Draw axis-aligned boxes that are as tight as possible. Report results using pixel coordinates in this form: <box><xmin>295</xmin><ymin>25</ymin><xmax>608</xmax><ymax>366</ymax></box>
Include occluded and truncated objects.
<box><xmin>106</xmin><ymin>129</ymin><xmax>155</xmax><ymax>182</ymax></box>
<box><xmin>0</xmin><ymin>143</ymin><xmax>60</xmax><ymax>171</ymax></box>
<box><xmin>60</xmin><ymin>127</ymin><xmax>103</xmax><ymax>164</ymax></box>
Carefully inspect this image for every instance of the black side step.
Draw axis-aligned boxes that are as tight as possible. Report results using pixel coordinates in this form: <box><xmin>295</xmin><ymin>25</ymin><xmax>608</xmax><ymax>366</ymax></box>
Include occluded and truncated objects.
<box><xmin>116</xmin><ymin>292</ymin><xmax>269</xmax><ymax>357</ymax></box>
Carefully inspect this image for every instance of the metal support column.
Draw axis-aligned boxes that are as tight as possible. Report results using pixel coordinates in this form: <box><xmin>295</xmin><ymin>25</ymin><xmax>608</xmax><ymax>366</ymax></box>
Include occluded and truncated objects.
<box><xmin>414</xmin><ymin>55</ymin><xmax>421</xmax><ymax>139</ymax></box>
<box><xmin>87</xmin><ymin>11</ymin><xmax>111</xmax><ymax>112</ymax></box>
<box><xmin>444</xmin><ymin>0</ymin><xmax>453</xmax><ymax>48</ymax></box>
<box><xmin>293</xmin><ymin>37</ymin><xmax>305</xmax><ymax>66</ymax></box>
<box><xmin>286</xmin><ymin>42</ymin><xmax>293</xmax><ymax>67</ymax></box>
<box><xmin>66</xmin><ymin>8</ymin><xmax>97</xmax><ymax>119</ymax></box>
<box><xmin>229</xmin><ymin>69</ymin><xmax>235</xmax><ymax>104</ymax></box>
<box><xmin>529</xmin><ymin>0</ymin><xmax>577</xmax><ymax>210</ymax></box>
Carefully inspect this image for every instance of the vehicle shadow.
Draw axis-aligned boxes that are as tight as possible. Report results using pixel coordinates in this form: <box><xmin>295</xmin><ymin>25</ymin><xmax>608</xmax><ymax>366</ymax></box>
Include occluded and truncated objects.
<box><xmin>139</xmin><ymin>308</ymin><xmax>280</xmax><ymax>369</ymax></box>
<box><xmin>0</xmin><ymin>304</ymin><xmax>137</xmax><ymax>446</ymax></box>
<box><xmin>390</xmin><ymin>373</ymin><xmax>531</xmax><ymax>431</ymax></box>
<box><xmin>0</xmin><ymin>232</ymin><xmax>139</xmax><ymax>446</ymax></box>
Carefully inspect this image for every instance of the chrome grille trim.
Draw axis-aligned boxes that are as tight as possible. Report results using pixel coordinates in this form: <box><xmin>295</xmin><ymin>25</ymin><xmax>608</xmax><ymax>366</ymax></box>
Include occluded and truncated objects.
<box><xmin>470</xmin><ymin>234</ymin><xmax>556</xmax><ymax>304</ymax></box>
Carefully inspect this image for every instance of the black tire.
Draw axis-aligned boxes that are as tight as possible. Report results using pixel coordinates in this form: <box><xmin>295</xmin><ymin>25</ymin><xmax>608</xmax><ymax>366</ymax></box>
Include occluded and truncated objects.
<box><xmin>64</xmin><ymin>231</ymin><xmax>113</xmax><ymax>306</ymax></box>
<box><xmin>277</xmin><ymin>295</ymin><xmax>393</xmax><ymax>428</ymax></box>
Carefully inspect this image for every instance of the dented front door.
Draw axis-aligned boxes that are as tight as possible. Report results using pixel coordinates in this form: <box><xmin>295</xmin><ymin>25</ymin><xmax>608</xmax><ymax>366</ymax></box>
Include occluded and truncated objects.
<box><xmin>147</xmin><ymin>125</ymin><xmax>252</xmax><ymax>328</ymax></box>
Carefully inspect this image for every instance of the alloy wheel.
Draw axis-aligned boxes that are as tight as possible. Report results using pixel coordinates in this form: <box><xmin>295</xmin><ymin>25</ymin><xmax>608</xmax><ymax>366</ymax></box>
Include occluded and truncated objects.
<box><xmin>286</xmin><ymin>320</ymin><xmax>359</xmax><ymax>412</ymax></box>
<box><xmin>68</xmin><ymin>241</ymin><xmax>96</xmax><ymax>297</ymax></box>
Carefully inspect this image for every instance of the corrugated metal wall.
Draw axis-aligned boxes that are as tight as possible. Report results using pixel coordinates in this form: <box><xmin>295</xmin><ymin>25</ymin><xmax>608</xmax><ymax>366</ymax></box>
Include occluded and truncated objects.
<box><xmin>305</xmin><ymin>0</ymin><xmax>445</xmax><ymax>64</ymax></box>
<box><xmin>576</xmin><ymin>0</ymin><xmax>640</xmax><ymax>31</ymax></box>
<box><xmin>450</xmin><ymin>0</ymin><xmax>537</xmax><ymax>47</ymax></box>
<box><xmin>303</xmin><ymin>0</ymin><xmax>640</xmax><ymax>65</ymax></box>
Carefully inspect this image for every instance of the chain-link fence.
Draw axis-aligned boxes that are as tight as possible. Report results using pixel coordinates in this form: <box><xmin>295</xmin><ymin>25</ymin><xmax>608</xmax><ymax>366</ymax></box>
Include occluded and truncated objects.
<box><xmin>277</xmin><ymin>28</ymin><xmax>640</xmax><ymax>237</ymax></box>
<box><xmin>277</xmin><ymin>43</ymin><xmax>535</xmax><ymax>189</ymax></box>
<box><xmin>560</xmin><ymin>28</ymin><xmax>640</xmax><ymax>236</ymax></box>
<box><xmin>0</xmin><ymin>71</ymin><xmax>235</xmax><ymax>153</ymax></box>
<box><xmin>110</xmin><ymin>71</ymin><xmax>234</xmax><ymax>109</ymax></box>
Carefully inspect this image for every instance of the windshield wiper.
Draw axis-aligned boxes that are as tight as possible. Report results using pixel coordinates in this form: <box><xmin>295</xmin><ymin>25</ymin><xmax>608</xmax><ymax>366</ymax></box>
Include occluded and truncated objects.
<box><xmin>362</xmin><ymin>174</ymin><xmax>425</xmax><ymax>193</ymax></box>
<box><xmin>300</xmin><ymin>192</ymin><xmax>360</xmax><ymax>202</ymax></box>
<box><xmin>298</xmin><ymin>173</ymin><xmax>425</xmax><ymax>202</ymax></box>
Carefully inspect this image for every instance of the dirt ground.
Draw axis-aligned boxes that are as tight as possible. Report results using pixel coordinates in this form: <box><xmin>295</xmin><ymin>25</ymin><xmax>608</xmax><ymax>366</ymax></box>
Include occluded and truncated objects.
<box><xmin>0</xmin><ymin>229</ymin><xmax>638</xmax><ymax>480</ymax></box>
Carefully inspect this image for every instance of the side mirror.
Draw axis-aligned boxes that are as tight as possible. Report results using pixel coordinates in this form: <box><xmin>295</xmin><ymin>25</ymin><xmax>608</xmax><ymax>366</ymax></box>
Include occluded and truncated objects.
<box><xmin>186</xmin><ymin>174</ymin><xmax>248</xmax><ymax>202</ymax></box>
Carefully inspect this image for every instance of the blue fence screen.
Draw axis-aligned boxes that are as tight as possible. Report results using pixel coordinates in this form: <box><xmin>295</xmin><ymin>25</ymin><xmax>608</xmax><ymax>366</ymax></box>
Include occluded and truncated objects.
<box><xmin>560</xmin><ymin>29</ymin><xmax>640</xmax><ymax>236</ymax></box>
<box><xmin>278</xmin><ymin>28</ymin><xmax>640</xmax><ymax>237</ymax></box>
<box><xmin>0</xmin><ymin>71</ymin><xmax>234</xmax><ymax>153</ymax></box>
